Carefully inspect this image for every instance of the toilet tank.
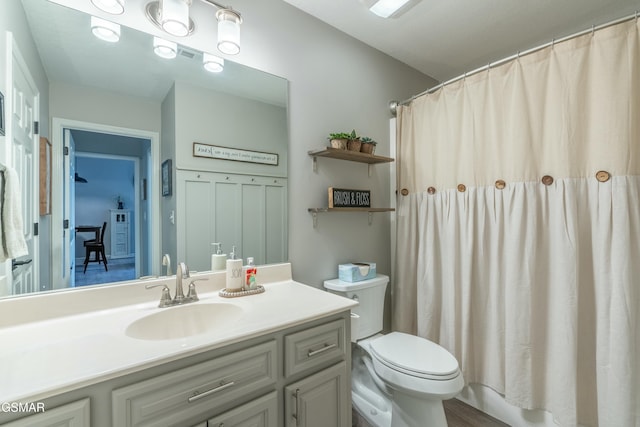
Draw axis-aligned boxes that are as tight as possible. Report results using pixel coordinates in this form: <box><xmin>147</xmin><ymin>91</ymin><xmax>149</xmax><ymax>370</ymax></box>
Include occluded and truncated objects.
<box><xmin>324</xmin><ymin>274</ymin><xmax>389</xmax><ymax>340</ymax></box>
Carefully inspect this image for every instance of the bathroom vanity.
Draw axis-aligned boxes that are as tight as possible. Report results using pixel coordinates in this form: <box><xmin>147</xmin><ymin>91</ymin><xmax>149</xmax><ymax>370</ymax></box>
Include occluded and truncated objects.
<box><xmin>0</xmin><ymin>263</ymin><xmax>356</xmax><ymax>426</ymax></box>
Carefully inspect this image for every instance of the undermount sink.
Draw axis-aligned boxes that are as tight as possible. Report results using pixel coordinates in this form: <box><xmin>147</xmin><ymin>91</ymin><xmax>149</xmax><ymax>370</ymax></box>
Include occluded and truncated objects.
<box><xmin>126</xmin><ymin>302</ymin><xmax>243</xmax><ymax>341</ymax></box>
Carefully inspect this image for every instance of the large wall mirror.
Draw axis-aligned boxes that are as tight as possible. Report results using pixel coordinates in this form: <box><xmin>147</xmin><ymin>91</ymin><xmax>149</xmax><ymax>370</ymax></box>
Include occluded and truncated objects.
<box><xmin>2</xmin><ymin>0</ymin><xmax>288</xmax><ymax>298</ymax></box>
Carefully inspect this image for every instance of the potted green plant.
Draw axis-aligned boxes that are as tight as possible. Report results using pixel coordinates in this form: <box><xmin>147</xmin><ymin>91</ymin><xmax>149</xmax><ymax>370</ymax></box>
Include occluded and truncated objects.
<box><xmin>328</xmin><ymin>132</ymin><xmax>351</xmax><ymax>150</ymax></box>
<box><xmin>346</xmin><ymin>129</ymin><xmax>362</xmax><ymax>152</ymax></box>
<box><xmin>360</xmin><ymin>137</ymin><xmax>377</xmax><ymax>154</ymax></box>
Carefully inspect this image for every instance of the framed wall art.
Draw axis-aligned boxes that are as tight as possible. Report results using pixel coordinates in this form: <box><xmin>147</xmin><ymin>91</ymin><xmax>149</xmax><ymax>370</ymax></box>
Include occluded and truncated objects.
<box><xmin>0</xmin><ymin>91</ymin><xmax>5</xmax><ymax>136</ymax></box>
<box><xmin>39</xmin><ymin>137</ymin><xmax>52</xmax><ymax>215</ymax></box>
<box><xmin>161</xmin><ymin>159</ymin><xmax>172</xmax><ymax>197</ymax></box>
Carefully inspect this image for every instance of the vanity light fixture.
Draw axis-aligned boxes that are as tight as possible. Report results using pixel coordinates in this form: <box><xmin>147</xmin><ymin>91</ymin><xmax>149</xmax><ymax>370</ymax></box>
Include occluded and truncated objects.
<box><xmin>145</xmin><ymin>0</ymin><xmax>242</xmax><ymax>55</ymax></box>
<box><xmin>145</xmin><ymin>0</ymin><xmax>195</xmax><ymax>37</ymax></box>
<box><xmin>216</xmin><ymin>8</ymin><xmax>241</xmax><ymax>55</ymax></box>
<box><xmin>153</xmin><ymin>37</ymin><xmax>178</xmax><ymax>58</ymax></box>
<box><xmin>91</xmin><ymin>16</ymin><xmax>121</xmax><ymax>42</ymax></box>
<box><xmin>369</xmin><ymin>0</ymin><xmax>411</xmax><ymax>18</ymax></box>
<box><xmin>203</xmin><ymin>53</ymin><xmax>224</xmax><ymax>72</ymax></box>
<box><xmin>161</xmin><ymin>0</ymin><xmax>192</xmax><ymax>37</ymax></box>
<box><xmin>90</xmin><ymin>0</ymin><xmax>124</xmax><ymax>15</ymax></box>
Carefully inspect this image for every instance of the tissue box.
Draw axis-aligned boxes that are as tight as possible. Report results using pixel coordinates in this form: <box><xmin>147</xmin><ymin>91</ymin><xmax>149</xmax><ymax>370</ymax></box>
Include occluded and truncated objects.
<box><xmin>338</xmin><ymin>262</ymin><xmax>376</xmax><ymax>282</ymax></box>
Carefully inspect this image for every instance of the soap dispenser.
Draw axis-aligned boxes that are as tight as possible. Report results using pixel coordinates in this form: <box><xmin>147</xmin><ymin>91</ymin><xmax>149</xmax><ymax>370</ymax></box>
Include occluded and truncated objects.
<box><xmin>226</xmin><ymin>246</ymin><xmax>243</xmax><ymax>291</ymax></box>
<box><xmin>211</xmin><ymin>243</ymin><xmax>227</xmax><ymax>271</ymax></box>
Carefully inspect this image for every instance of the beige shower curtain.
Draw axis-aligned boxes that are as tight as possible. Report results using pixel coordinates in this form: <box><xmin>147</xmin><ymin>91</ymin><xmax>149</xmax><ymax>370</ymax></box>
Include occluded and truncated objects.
<box><xmin>394</xmin><ymin>19</ymin><xmax>640</xmax><ymax>427</ymax></box>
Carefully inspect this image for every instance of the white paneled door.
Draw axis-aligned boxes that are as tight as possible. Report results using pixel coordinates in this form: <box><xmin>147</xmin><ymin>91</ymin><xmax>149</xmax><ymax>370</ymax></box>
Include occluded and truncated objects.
<box><xmin>8</xmin><ymin>35</ymin><xmax>39</xmax><ymax>295</ymax></box>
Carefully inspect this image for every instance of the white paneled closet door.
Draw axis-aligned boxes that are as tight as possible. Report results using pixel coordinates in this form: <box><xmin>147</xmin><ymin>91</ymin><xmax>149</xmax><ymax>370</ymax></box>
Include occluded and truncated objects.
<box><xmin>6</xmin><ymin>35</ymin><xmax>39</xmax><ymax>296</ymax></box>
<box><xmin>177</xmin><ymin>170</ymin><xmax>287</xmax><ymax>271</ymax></box>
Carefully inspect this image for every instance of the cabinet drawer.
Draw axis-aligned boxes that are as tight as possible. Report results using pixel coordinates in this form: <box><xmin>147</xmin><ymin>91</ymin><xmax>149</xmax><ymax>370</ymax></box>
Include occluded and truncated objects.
<box><xmin>284</xmin><ymin>319</ymin><xmax>346</xmax><ymax>377</ymax></box>
<box><xmin>112</xmin><ymin>340</ymin><xmax>277</xmax><ymax>427</ymax></box>
<box><xmin>207</xmin><ymin>391</ymin><xmax>277</xmax><ymax>427</ymax></box>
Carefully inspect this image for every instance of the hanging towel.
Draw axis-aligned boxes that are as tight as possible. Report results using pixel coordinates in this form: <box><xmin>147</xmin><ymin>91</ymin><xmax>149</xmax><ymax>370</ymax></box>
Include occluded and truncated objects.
<box><xmin>0</xmin><ymin>166</ymin><xmax>29</xmax><ymax>262</ymax></box>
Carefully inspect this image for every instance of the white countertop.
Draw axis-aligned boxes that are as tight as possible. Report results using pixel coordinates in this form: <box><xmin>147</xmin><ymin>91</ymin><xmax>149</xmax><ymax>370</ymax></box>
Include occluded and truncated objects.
<box><xmin>0</xmin><ymin>264</ymin><xmax>356</xmax><ymax>402</ymax></box>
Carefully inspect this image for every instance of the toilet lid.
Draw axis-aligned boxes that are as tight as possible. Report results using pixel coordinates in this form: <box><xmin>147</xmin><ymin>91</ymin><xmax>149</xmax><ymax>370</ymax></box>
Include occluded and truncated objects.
<box><xmin>369</xmin><ymin>332</ymin><xmax>459</xmax><ymax>379</ymax></box>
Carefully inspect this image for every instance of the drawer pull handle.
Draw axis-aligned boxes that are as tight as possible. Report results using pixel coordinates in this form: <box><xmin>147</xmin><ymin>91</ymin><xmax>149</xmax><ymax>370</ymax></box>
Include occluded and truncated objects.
<box><xmin>308</xmin><ymin>343</ymin><xmax>337</xmax><ymax>357</ymax></box>
<box><xmin>188</xmin><ymin>380</ymin><xmax>235</xmax><ymax>403</ymax></box>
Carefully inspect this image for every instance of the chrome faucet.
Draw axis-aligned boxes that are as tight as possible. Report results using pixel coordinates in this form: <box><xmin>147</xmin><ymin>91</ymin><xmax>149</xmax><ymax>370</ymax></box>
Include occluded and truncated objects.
<box><xmin>162</xmin><ymin>253</ymin><xmax>172</xmax><ymax>276</ymax></box>
<box><xmin>174</xmin><ymin>262</ymin><xmax>189</xmax><ymax>305</ymax></box>
<box><xmin>146</xmin><ymin>262</ymin><xmax>203</xmax><ymax>308</ymax></box>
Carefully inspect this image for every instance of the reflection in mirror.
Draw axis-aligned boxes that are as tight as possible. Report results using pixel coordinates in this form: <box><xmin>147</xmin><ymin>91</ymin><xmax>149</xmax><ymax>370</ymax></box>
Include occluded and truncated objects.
<box><xmin>2</xmin><ymin>0</ymin><xmax>288</xmax><ymax>298</ymax></box>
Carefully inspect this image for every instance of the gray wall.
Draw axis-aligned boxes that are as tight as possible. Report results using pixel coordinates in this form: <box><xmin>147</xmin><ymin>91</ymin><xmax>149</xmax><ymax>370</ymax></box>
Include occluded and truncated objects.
<box><xmin>160</xmin><ymin>85</ymin><xmax>177</xmax><ymax>270</ymax></box>
<box><xmin>226</xmin><ymin>0</ymin><xmax>438</xmax><ymax>287</ymax></box>
<box><xmin>174</xmin><ymin>81</ymin><xmax>287</xmax><ymax>178</ymax></box>
<box><xmin>49</xmin><ymin>82</ymin><xmax>161</xmax><ymax>133</ymax></box>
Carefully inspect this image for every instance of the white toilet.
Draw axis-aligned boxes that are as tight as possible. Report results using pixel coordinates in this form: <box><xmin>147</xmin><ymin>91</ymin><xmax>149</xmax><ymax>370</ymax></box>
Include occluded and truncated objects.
<box><xmin>324</xmin><ymin>274</ymin><xmax>464</xmax><ymax>427</ymax></box>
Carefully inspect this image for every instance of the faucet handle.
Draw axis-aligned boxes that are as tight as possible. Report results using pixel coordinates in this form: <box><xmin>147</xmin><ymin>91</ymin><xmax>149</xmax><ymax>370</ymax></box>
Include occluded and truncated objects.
<box><xmin>145</xmin><ymin>283</ymin><xmax>173</xmax><ymax>308</ymax></box>
<box><xmin>186</xmin><ymin>278</ymin><xmax>207</xmax><ymax>302</ymax></box>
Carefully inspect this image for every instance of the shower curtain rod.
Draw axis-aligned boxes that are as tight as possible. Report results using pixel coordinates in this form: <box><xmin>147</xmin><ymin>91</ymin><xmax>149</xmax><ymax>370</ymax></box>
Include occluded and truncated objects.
<box><xmin>393</xmin><ymin>11</ymin><xmax>639</xmax><ymax>112</ymax></box>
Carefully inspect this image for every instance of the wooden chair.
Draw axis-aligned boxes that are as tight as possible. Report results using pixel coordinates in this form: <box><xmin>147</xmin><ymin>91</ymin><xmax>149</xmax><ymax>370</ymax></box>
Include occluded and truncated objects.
<box><xmin>83</xmin><ymin>222</ymin><xmax>108</xmax><ymax>273</ymax></box>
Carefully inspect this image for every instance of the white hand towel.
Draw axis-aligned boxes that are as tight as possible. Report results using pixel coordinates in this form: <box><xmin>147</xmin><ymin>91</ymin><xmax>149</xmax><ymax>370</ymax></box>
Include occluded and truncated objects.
<box><xmin>0</xmin><ymin>166</ymin><xmax>29</xmax><ymax>262</ymax></box>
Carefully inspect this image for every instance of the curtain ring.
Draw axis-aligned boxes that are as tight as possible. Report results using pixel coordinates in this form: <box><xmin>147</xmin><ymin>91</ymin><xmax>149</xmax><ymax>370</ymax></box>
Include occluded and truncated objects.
<box><xmin>457</xmin><ymin>184</ymin><xmax>466</xmax><ymax>193</ymax></box>
<box><xmin>495</xmin><ymin>179</ymin><xmax>506</xmax><ymax>190</ymax></box>
<box><xmin>541</xmin><ymin>175</ymin><xmax>554</xmax><ymax>186</ymax></box>
<box><xmin>595</xmin><ymin>171</ymin><xmax>610</xmax><ymax>182</ymax></box>
<box><xmin>400</xmin><ymin>188</ymin><xmax>409</xmax><ymax>196</ymax></box>
<box><xmin>427</xmin><ymin>186</ymin><xmax>436</xmax><ymax>195</ymax></box>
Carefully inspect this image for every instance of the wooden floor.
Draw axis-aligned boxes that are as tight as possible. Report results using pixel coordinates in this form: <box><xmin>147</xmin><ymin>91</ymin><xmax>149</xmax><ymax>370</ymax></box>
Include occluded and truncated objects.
<box><xmin>352</xmin><ymin>399</ymin><xmax>510</xmax><ymax>427</ymax></box>
<box><xmin>443</xmin><ymin>399</ymin><xmax>510</xmax><ymax>427</ymax></box>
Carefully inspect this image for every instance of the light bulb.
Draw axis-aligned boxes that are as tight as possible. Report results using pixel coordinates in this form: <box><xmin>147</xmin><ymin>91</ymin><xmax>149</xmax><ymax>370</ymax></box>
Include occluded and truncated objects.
<box><xmin>91</xmin><ymin>16</ymin><xmax>120</xmax><ymax>42</ymax></box>
<box><xmin>216</xmin><ymin>9</ymin><xmax>241</xmax><ymax>55</ymax></box>
<box><xmin>153</xmin><ymin>37</ymin><xmax>177</xmax><ymax>59</ymax></box>
<box><xmin>161</xmin><ymin>0</ymin><xmax>191</xmax><ymax>37</ymax></box>
<box><xmin>203</xmin><ymin>53</ymin><xmax>224</xmax><ymax>73</ymax></box>
<box><xmin>91</xmin><ymin>0</ymin><xmax>124</xmax><ymax>15</ymax></box>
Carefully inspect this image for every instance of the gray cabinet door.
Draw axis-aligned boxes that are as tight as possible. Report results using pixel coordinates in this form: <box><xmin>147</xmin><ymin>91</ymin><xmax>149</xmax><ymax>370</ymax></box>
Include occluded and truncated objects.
<box><xmin>2</xmin><ymin>399</ymin><xmax>90</xmax><ymax>427</ymax></box>
<box><xmin>284</xmin><ymin>362</ymin><xmax>349</xmax><ymax>427</ymax></box>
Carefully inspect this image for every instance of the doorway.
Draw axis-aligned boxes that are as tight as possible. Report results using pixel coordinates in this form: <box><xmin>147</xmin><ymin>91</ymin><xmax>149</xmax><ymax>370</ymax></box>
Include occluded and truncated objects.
<box><xmin>50</xmin><ymin>119</ymin><xmax>160</xmax><ymax>290</ymax></box>
<box><xmin>73</xmin><ymin>152</ymin><xmax>139</xmax><ymax>286</ymax></box>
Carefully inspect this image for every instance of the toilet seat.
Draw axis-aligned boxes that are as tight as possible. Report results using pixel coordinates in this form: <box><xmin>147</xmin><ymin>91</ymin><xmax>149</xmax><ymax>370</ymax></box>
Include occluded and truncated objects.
<box><xmin>369</xmin><ymin>332</ymin><xmax>460</xmax><ymax>381</ymax></box>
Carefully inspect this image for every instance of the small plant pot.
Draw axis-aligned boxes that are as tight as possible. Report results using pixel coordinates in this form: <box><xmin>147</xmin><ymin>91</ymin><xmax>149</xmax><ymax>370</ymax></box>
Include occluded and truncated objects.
<box><xmin>347</xmin><ymin>139</ymin><xmax>362</xmax><ymax>152</ymax></box>
<box><xmin>360</xmin><ymin>143</ymin><xmax>375</xmax><ymax>154</ymax></box>
<box><xmin>330</xmin><ymin>138</ymin><xmax>348</xmax><ymax>150</ymax></box>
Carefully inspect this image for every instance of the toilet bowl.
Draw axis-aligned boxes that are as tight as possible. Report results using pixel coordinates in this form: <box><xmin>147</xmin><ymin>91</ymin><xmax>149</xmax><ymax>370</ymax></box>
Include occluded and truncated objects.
<box><xmin>324</xmin><ymin>275</ymin><xmax>464</xmax><ymax>427</ymax></box>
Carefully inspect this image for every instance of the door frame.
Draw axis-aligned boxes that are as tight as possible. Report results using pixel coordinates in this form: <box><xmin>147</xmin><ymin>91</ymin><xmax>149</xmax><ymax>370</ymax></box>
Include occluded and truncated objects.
<box><xmin>51</xmin><ymin>118</ymin><xmax>160</xmax><ymax>289</ymax></box>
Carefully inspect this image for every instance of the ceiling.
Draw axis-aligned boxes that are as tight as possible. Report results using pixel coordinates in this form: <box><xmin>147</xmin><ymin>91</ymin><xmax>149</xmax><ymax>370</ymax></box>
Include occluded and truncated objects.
<box><xmin>21</xmin><ymin>0</ymin><xmax>287</xmax><ymax>105</ymax></box>
<box><xmin>282</xmin><ymin>0</ymin><xmax>640</xmax><ymax>82</ymax></box>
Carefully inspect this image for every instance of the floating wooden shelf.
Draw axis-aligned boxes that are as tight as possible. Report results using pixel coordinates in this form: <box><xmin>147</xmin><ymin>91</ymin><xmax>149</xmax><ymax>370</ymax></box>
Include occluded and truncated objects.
<box><xmin>308</xmin><ymin>147</ymin><xmax>394</xmax><ymax>176</ymax></box>
<box><xmin>307</xmin><ymin>207</ymin><xmax>395</xmax><ymax>227</ymax></box>
<box><xmin>308</xmin><ymin>208</ymin><xmax>395</xmax><ymax>213</ymax></box>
